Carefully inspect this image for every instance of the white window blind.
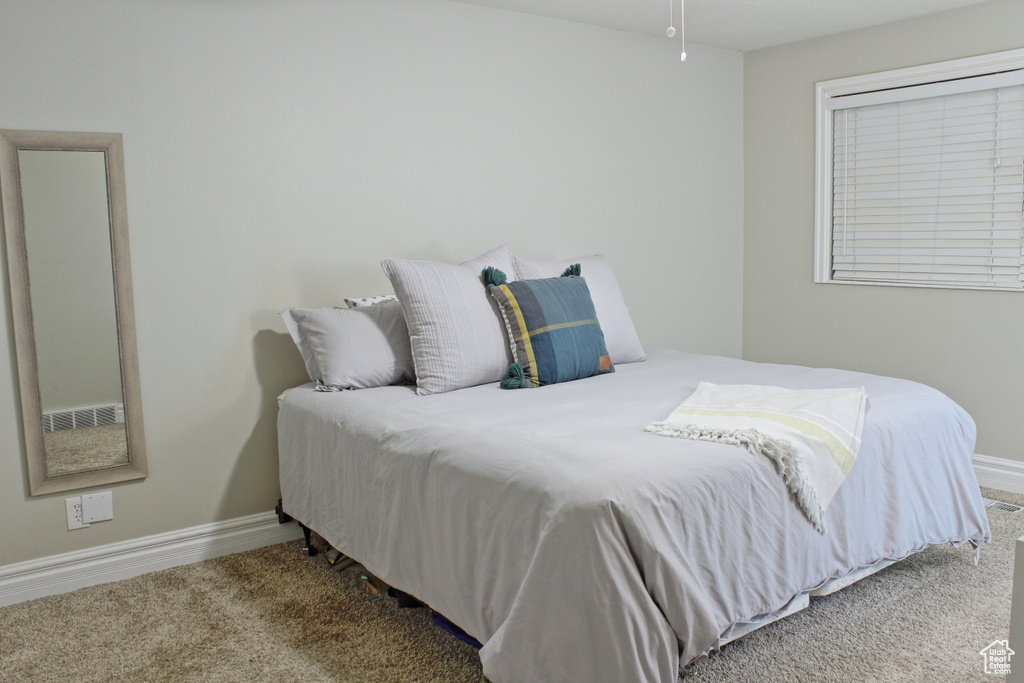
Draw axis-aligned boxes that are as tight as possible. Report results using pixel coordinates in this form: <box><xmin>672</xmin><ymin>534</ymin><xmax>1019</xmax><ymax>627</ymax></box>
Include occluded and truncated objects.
<box><xmin>818</xmin><ymin>60</ymin><xmax>1024</xmax><ymax>290</ymax></box>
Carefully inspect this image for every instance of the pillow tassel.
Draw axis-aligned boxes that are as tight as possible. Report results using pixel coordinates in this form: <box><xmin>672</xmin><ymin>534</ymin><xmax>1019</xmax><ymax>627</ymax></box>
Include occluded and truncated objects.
<box><xmin>500</xmin><ymin>363</ymin><xmax>527</xmax><ymax>389</ymax></box>
<box><xmin>560</xmin><ymin>263</ymin><xmax>581</xmax><ymax>277</ymax></box>
<box><xmin>482</xmin><ymin>266</ymin><xmax>507</xmax><ymax>289</ymax></box>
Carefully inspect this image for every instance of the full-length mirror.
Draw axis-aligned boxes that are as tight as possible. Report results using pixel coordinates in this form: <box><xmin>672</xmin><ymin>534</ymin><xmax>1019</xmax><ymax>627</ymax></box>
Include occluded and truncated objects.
<box><xmin>1</xmin><ymin>130</ymin><xmax>146</xmax><ymax>495</ymax></box>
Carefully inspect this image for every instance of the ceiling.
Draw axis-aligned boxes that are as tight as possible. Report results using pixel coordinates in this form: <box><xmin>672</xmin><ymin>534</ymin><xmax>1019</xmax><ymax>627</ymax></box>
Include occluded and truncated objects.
<box><xmin>451</xmin><ymin>0</ymin><xmax>989</xmax><ymax>52</ymax></box>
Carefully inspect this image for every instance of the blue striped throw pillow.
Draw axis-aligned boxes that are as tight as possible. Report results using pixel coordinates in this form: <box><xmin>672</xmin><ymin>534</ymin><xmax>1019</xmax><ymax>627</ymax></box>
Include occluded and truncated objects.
<box><xmin>484</xmin><ymin>266</ymin><xmax>613</xmax><ymax>389</ymax></box>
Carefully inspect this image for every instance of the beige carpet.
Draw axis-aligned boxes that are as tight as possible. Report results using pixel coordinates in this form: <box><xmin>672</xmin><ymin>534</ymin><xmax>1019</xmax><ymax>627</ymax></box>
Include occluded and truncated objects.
<box><xmin>1</xmin><ymin>487</ymin><xmax>1020</xmax><ymax>683</ymax></box>
<box><xmin>43</xmin><ymin>423</ymin><xmax>128</xmax><ymax>476</ymax></box>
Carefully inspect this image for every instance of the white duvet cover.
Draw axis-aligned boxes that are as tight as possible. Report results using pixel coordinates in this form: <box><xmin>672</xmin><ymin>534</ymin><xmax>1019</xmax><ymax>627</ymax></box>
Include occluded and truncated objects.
<box><xmin>278</xmin><ymin>348</ymin><xmax>990</xmax><ymax>683</ymax></box>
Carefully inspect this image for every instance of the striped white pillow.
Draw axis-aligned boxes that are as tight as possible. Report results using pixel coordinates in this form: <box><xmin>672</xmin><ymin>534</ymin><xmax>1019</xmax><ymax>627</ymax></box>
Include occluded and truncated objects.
<box><xmin>382</xmin><ymin>244</ymin><xmax>517</xmax><ymax>395</ymax></box>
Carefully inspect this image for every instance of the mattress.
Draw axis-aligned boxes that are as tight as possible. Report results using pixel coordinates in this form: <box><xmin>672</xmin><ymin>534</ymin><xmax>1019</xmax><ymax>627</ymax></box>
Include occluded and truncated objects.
<box><xmin>278</xmin><ymin>348</ymin><xmax>990</xmax><ymax>683</ymax></box>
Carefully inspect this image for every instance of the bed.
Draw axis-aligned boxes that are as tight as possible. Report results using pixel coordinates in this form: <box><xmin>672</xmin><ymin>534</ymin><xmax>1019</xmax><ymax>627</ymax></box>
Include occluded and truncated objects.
<box><xmin>277</xmin><ymin>345</ymin><xmax>990</xmax><ymax>683</ymax></box>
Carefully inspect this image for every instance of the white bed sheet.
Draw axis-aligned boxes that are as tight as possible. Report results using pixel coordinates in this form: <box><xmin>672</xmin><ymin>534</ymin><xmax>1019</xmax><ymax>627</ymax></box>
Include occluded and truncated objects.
<box><xmin>278</xmin><ymin>348</ymin><xmax>990</xmax><ymax>683</ymax></box>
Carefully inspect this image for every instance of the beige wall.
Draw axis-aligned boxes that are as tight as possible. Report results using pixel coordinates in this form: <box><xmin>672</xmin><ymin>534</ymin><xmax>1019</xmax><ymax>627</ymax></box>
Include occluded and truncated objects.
<box><xmin>744</xmin><ymin>0</ymin><xmax>1024</xmax><ymax>461</ymax></box>
<box><xmin>0</xmin><ymin>1</ymin><xmax>744</xmax><ymax>566</ymax></box>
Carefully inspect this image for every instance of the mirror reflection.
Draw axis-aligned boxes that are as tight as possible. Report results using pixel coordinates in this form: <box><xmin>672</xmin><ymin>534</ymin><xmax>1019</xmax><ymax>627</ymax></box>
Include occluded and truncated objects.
<box><xmin>18</xmin><ymin>150</ymin><xmax>129</xmax><ymax>476</ymax></box>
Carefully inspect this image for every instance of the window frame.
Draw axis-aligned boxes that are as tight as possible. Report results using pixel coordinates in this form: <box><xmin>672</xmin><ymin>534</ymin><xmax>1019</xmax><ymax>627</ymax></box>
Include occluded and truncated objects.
<box><xmin>814</xmin><ymin>47</ymin><xmax>1024</xmax><ymax>290</ymax></box>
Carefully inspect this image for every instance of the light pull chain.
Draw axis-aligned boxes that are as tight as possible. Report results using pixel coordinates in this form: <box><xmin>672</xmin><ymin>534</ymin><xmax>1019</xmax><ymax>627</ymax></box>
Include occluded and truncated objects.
<box><xmin>680</xmin><ymin>0</ymin><xmax>686</xmax><ymax>61</ymax></box>
<box><xmin>666</xmin><ymin>0</ymin><xmax>686</xmax><ymax>61</ymax></box>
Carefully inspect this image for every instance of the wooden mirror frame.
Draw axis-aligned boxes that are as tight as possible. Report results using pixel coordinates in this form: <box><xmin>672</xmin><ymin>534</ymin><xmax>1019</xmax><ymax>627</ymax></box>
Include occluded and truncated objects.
<box><xmin>0</xmin><ymin>130</ymin><xmax>147</xmax><ymax>495</ymax></box>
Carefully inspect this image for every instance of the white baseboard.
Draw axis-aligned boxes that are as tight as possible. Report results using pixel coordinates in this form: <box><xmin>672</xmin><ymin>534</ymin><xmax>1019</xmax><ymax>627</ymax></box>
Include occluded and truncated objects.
<box><xmin>0</xmin><ymin>510</ymin><xmax>304</xmax><ymax>607</ymax></box>
<box><xmin>974</xmin><ymin>453</ymin><xmax>1024</xmax><ymax>496</ymax></box>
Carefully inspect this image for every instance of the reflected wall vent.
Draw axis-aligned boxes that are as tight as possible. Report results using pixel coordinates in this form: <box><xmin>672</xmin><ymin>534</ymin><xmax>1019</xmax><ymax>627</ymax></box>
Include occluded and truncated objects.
<box><xmin>43</xmin><ymin>402</ymin><xmax>124</xmax><ymax>433</ymax></box>
<box><xmin>983</xmin><ymin>498</ymin><xmax>1023</xmax><ymax>513</ymax></box>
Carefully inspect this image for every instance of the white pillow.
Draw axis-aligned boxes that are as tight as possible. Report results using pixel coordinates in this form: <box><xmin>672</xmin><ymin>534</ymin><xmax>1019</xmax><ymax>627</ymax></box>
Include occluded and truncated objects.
<box><xmin>281</xmin><ymin>307</ymin><xmax>323</xmax><ymax>381</ymax></box>
<box><xmin>281</xmin><ymin>300</ymin><xmax>414</xmax><ymax>390</ymax></box>
<box><xmin>382</xmin><ymin>244</ymin><xmax>517</xmax><ymax>396</ymax></box>
<box><xmin>511</xmin><ymin>253</ymin><xmax>645</xmax><ymax>364</ymax></box>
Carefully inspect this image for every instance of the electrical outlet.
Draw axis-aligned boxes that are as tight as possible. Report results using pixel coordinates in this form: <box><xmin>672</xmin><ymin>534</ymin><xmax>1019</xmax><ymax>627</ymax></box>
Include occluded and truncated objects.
<box><xmin>65</xmin><ymin>497</ymin><xmax>90</xmax><ymax>530</ymax></box>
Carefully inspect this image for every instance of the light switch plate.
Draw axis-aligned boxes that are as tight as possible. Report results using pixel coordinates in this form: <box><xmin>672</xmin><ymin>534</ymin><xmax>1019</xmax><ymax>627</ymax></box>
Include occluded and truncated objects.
<box><xmin>81</xmin><ymin>491</ymin><xmax>114</xmax><ymax>523</ymax></box>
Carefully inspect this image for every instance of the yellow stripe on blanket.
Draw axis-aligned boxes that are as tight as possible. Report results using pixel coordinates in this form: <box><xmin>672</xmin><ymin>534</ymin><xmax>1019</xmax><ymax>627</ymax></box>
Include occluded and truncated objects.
<box><xmin>646</xmin><ymin>382</ymin><xmax>867</xmax><ymax>534</ymax></box>
<box><xmin>670</xmin><ymin>407</ymin><xmax>857</xmax><ymax>476</ymax></box>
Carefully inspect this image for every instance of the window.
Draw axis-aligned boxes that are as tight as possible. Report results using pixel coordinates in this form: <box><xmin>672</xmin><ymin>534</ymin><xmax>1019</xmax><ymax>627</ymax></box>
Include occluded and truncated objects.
<box><xmin>815</xmin><ymin>49</ymin><xmax>1024</xmax><ymax>290</ymax></box>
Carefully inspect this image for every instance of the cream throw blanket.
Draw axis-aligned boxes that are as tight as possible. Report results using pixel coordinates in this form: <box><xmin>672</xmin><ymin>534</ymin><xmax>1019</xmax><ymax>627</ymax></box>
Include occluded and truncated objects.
<box><xmin>645</xmin><ymin>382</ymin><xmax>867</xmax><ymax>533</ymax></box>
